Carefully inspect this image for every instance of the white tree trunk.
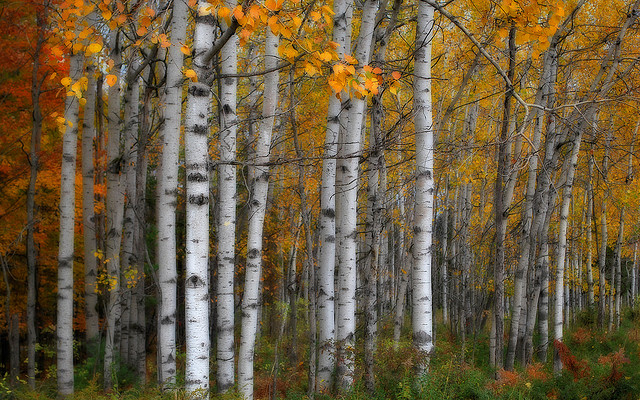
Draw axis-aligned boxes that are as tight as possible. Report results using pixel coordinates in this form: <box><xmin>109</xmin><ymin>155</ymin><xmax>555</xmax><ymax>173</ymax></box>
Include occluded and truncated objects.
<box><xmin>238</xmin><ymin>29</ymin><xmax>279</xmax><ymax>400</ymax></box>
<box><xmin>156</xmin><ymin>0</ymin><xmax>187</xmax><ymax>387</ymax></box>
<box><xmin>553</xmin><ymin>130</ymin><xmax>583</xmax><ymax>374</ymax></box>
<box><xmin>335</xmin><ymin>0</ymin><xmax>379</xmax><ymax>390</ymax></box>
<box><xmin>184</xmin><ymin>3</ymin><xmax>216</xmax><ymax>397</ymax></box>
<box><xmin>217</xmin><ymin>0</ymin><xmax>238</xmax><ymax>391</ymax></box>
<box><xmin>57</xmin><ymin>45</ymin><xmax>83</xmax><ymax>398</ymax></box>
<box><xmin>317</xmin><ymin>0</ymin><xmax>352</xmax><ymax>391</ymax></box>
<box><xmin>412</xmin><ymin>0</ymin><xmax>435</xmax><ymax>374</ymax></box>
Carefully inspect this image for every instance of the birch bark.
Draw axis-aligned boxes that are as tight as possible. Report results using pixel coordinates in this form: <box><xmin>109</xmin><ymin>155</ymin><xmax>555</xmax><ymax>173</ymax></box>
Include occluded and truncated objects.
<box><xmin>184</xmin><ymin>2</ymin><xmax>216</xmax><ymax>396</ymax></box>
<box><xmin>156</xmin><ymin>0</ymin><xmax>187</xmax><ymax>387</ymax></box>
<box><xmin>412</xmin><ymin>0</ymin><xmax>435</xmax><ymax>374</ymax></box>
<box><xmin>238</xmin><ymin>29</ymin><xmax>279</xmax><ymax>400</ymax></box>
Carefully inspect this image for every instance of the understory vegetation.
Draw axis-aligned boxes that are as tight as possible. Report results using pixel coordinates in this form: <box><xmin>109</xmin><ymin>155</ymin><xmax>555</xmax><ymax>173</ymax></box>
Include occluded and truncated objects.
<box><xmin>3</xmin><ymin>308</ymin><xmax>639</xmax><ymax>399</ymax></box>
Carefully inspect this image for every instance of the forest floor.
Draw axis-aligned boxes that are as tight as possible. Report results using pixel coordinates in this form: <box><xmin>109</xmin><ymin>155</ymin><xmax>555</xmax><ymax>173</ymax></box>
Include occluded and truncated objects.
<box><xmin>3</xmin><ymin>307</ymin><xmax>640</xmax><ymax>399</ymax></box>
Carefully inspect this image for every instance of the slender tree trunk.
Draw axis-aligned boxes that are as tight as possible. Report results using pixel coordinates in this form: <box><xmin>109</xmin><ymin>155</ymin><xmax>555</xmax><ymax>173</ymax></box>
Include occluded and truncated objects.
<box><xmin>238</xmin><ymin>30</ymin><xmax>279</xmax><ymax>400</ymax></box>
<box><xmin>10</xmin><ymin>314</ymin><xmax>19</xmax><ymax>386</ymax></box>
<box><xmin>82</xmin><ymin>62</ymin><xmax>99</xmax><ymax>351</ymax></box>
<box><xmin>614</xmin><ymin>209</ymin><xmax>624</xmax><ymax>329</ymax></box>
<box><xmin>156</xmin><ymin>0</ymin><xmax>187</xmax><ymax>388</ymax></box>
<box><xmin>412</xmin><ymin>0</ymin><xmax>435</xmax><ymax>374</ymax></box>
<box><xmin>393</xmin><ymin>197</ymin><xmax>409</xmax><ymax>347</ymax></box>
<box><xmin>57</xmin><ymin>41</ymin><xmax>83</xmax><ymax>398</ymax></box>
<box><xmin>492</xmin><ymin>24</ymin><xmax>516</xmax><ymax>371</ymax></box>
<box><xmin>586</xmin><ymin>155</ymin><xmax>595</xmax><ymax>308</ymax></box>
<box><xmin>27</xmin><ymin>4</ymin><xmax>47</xmax><ymax>387</ymax></box>
<box><xmin>217</xmin><ymin>0</ymin><xmax>239</xmax><ymax>390</ymax></box>
<box><xmin>335</xmin><ymin>0</ymin><xmax>379</xmax><ymax>390</ymax></box>
<box><xmin>598</xmin><ymin>131</ymin><xmax>609</xmax><ymax>329</ymax></box>
<box><xmin>553</xmin><ymin>129</ymin><xmax>583</xmax><ymax>375</ymax></box>
<box><xmin>104</xmin><ymin>28</ymin><xmax>125</xmax><ymax>390</ymax></box>
<box><xmin>121</xmin><ymin>73</ymin><xmax>140</xmax><ymax>367</ymax></box>
<box><xmin>316</xmin><ymin>0</ymin><xmax>352</xmax><ymax>391</ymax></box>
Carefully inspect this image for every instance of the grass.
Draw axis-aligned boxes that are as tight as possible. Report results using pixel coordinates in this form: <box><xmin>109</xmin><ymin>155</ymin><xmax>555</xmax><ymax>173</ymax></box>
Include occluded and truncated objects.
<box><xmin>3</xmin><ymin>308</ymin><xmax>640</xmax><ymax>399</ymax></box>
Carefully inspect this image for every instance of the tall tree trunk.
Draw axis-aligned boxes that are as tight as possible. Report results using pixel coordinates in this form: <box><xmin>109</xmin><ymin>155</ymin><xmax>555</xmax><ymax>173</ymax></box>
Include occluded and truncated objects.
<box><xmin>586</xmin><ymin>155</ymin><xmax>595</xmax><ymax>308</ymax></box>
<box><xmin>335</xmin><ymin>0</ymin><xmax>379</xmax><ymax>390</ymax></box>
<box><xmin>27</xmin><ymin>4</ymin><xmax>47</xmax><ymax>387</ymax></box>
<box><xmin>614</xmin><ymin>209</ymin><xmax>624</xmax><ymax>329</ymax></box>
<box><xmin>184</xmin><ymin>3</ymin><xmax>217</xmax><ymax>396</ymax></box>
<box><xmin>238</xmin><ymin>29</ymin><xmax>279</xmax><ymax>400</ymax></box>
<box><xmin>412</xmin><ymin>0</ymin><xmax>435</xmax><ymax>374</ymax></box>
<box><xmin>104</xmin><ymin>28</ymin><xmax>125</xmax><ymax>390</ymax></box>
<box><xmin>121</xmin><ymin>72</ymin><xmax>140</xmax><ymax>367</ymax></box>
<box><xmin>217</xmin><ymin>0</ymin><xmax>239</xmax><ymax>391</ymax></box>
<box><xmin>57</xmin><ymin>39</ymin><xmax>83</xmax><ymax>398</ymax></box>
<box><xmin>316</xmin><ymin>0</ymin><xmax>352</xmax><ymax>391</ymax></box>
<box><xmin>156</xmin><ymin>0</ymin><xmax>187</xmax><ymax>388</ymax></box>
<box><xmin>492</xmin><ymin>24</ymin><xmax>516</xmax><ymax>370</ymax></box>
<box><xmin>393</xmin><ymin>196</ymin><xmax>409</xmax><ymax>348</ymax></box>
<box><xmin>553</xmin><ymin>128</ymin><xmax>583</xmax><ymax>374</ymax></box>
<box><xmin>598</xmin><ymin>129</ymin><xmax>609</xmax><ymax>329</ymax></box>
<box><xmin>82</xmin><ymin>61</ymin><xmax>99</xmax><ymax>351</ymax></box>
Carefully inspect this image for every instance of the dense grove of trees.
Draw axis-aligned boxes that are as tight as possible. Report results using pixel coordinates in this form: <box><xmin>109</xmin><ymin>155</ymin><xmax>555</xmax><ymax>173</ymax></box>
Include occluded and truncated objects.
<box><xmin>2</xmin><ymin>0</ymin><xmax>640</xmax><ymax>398</ymax></box>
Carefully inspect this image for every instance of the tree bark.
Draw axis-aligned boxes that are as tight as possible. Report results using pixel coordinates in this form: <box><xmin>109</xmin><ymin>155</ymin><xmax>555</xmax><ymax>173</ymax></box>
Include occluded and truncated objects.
<box><xmin>238</xmin><ymin>29</ymin><xmax>279</xmax><ymax>400</ymax></box>
<box><xmin>412</xmin><ymin>0</ymin><xmax>435</xmax><ymax>375</ymax></box>
<box><xmin>57</xmin><ymin>40</ymin><xmax>83</xmax><ymax>397</ymax></box>
<box><xmin>217</xmin><ymin>0</ymin><xmax>239</xmax><ymax>391</ymax></box>
<box><xmin>156</xmin><ymin>0</ymin><xmax>187</xmax><ymax>387</ymax></box>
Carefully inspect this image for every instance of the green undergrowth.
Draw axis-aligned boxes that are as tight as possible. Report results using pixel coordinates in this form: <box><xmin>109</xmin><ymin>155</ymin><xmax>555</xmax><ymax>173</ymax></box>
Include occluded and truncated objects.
<box><xmin>3</xmin><ymin>308</ymin><xmax>640</xmax><ymax>399</ymax></box>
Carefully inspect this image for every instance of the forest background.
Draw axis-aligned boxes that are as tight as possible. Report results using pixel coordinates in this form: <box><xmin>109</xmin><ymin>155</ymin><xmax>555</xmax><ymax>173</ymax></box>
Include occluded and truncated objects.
<box><xmin>2</xmin><ymin>0</ymin><xmax>640</xmax><ymax>398</ymax></box>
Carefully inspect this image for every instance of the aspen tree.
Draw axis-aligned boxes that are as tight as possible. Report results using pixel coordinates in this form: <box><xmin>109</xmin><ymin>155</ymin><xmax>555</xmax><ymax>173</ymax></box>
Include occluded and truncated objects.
<box><xmin>317</xmin><ymin>0</ymin><xmax>352</xmax><ymax>390</ymax></box>
<box><xmin>238</xmin><ymin>29</ymin><xmax>279</xmax><ymax>400</ymax></box>
<box><xmin>104</xmin><ymin>28</ymin><xmax>125</xmax><ymax>390</ymax></box>
<box><xmin>217</xmin><ymin>0</ymin><xmax>239</xmax><ymax>391</ymax></box>
<box><xmin>57</xmin><ymin>32</ymin><xmax>83</xmax><ymax>400</ymax></box>
<box><xmin>184</xmin><ymin>1</ymin><xmax>217</xmax><ymax>396</ymax></box>
<box><xmin>412</xmin><ymin>0</ymin><xmax>435</xmax><ymax>374</ymax></box>
<box><xmin>335</xmin><ymin>0</ymin><xmax>379</xmax><ymax>389</ymax></box>
<box><xmin>156</xmin><ymin>0</ymin><xmax>187</xmax><ymax>387</ymax></box>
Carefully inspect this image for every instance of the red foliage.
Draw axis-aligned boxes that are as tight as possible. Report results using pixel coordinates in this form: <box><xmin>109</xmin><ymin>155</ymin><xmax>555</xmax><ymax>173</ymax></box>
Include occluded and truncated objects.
<box><xmin>570</xmin><ymin>327</ymin><xmax>592</xmax><ymax>345</ymax></box>
<box><xmin>598</xmin><ymin>348</ymin><xmax>630</xmax><ymax>384</ymax></box>
<box><xmin>525</xmin><ymin>362</ymin><xmax>550</xmax><ymax>382</ymax></box>
<box><xmin>488</xmin><ymin>369</ymin><xmax>520</xmax><ymax>394</ymax></box>
<box><xmin>554</xmin><ymin>340</ymin><xmax>591</xmax><ymax>381</ymax></box>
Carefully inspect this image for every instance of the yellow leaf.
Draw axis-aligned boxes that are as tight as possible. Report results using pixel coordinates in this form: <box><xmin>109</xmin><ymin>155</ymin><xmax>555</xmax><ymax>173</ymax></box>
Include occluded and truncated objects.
<box><xmin>61</xmin><ymin>77</ymin><xmax>72</xmax><ymax>87</ymax></box>
<box><xmin>86</xmin><ymin>42</ymin><xmax>103</xmax><ymax>55</ymax></box>
<box><xmin>305</xmin><ymin>63</ymin><xmax>317</xmax><ymax>77</ymax></box>
<box><xmin>105</xmin><ymin>74</ymin><xmax>118</xmax><ymax>87</ymax></box>
<box><xmin>102</xmin><ymin>9</ymin><xmax>112</xmax><ymax>20</ymax></box>
<box><xmin>185</xmin><ymin>69</ymin><xmax>198</xmax><ymax>82</ymax></box>
<box><xmin>318</xmin><ymin>51</ymin><xmax>332</xmax><ymax>62</ymax></box>
<box><xmin>233</xmin><ymin>5</ymin><xmax>244</xmax><ymax>20</ymax></box>
<box><xmin>345</xmin><ymin>54</ymin><xmax>357</xmax><ymax>64</ymax></box>
<box><xmin>181</xmin><ymin>45</ymin><xmax>191</xmax><ymax>55</ymax></box>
